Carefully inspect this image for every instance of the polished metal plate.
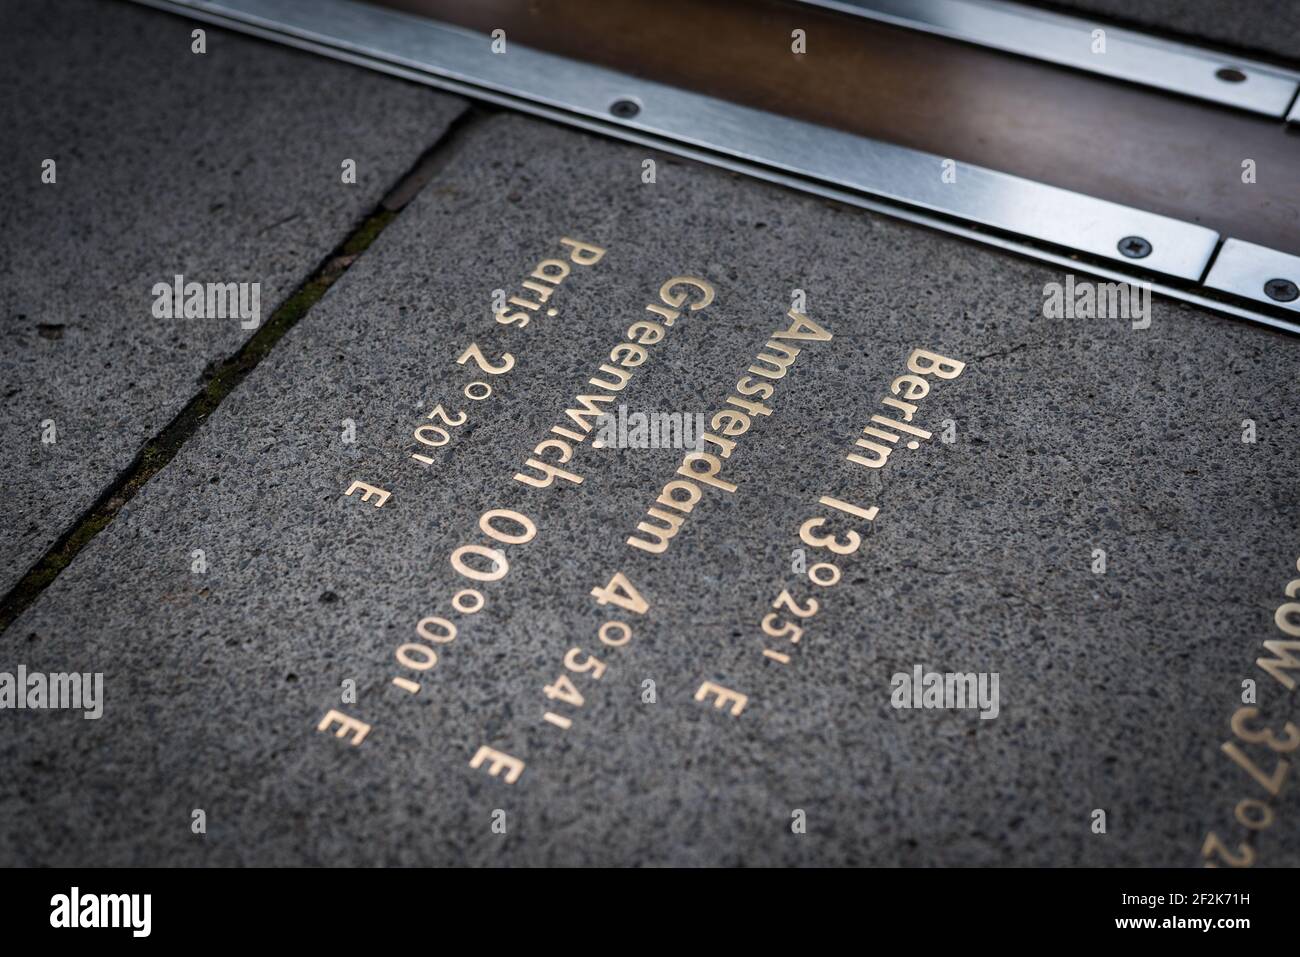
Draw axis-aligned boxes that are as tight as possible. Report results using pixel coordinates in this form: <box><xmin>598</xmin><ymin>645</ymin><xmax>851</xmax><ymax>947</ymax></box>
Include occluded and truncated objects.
<box><xmin>137</xmin><ymin>0</ymin><xmax>1220</xmax><ymax>281</ymax></box>
<box><xmin>1204</xmin><ymin>239</ymin><xmax>1300</xmax><ymax>314</ymax></box>
<box><xmin>798</xmin><ymin>0</ymin><xmax>1300</xmax><ymax>117</ymax></box>
<box><xmin>131</xmin><ymin>0</ymin><xmax>1300</xmax><ymax>335</ymax></box>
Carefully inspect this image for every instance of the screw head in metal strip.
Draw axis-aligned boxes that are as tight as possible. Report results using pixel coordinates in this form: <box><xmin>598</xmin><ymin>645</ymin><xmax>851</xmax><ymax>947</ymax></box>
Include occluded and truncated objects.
<box><xmin>1118</xmin><ymin>236</ymin><xmax>1153</xmax><ymax>259</ymax></box>
<box><xmin>1264</xmin><ymin>278</ymin><xmax>1299</xmax><ymax>302</ymax></box>
<box><xmin>610</xmin><ymin>98</ymin><xmax>641</xmax><ymax>119</ymax></box>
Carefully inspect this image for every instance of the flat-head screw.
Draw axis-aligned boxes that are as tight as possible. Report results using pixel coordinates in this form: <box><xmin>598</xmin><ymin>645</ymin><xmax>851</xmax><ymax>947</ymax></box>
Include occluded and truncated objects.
<box><xmin>1118</xmin><ymin>236</ymin><xmax>1152</xmax><ymax>259</ymax></box>
<box><xmin>1264</xmin><ymin>278</ymin><xmax>1299</xmax><ymax>302</ymax></box>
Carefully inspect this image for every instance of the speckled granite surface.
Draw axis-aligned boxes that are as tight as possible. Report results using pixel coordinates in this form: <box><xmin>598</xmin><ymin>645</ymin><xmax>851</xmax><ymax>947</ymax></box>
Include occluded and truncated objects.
<box><xmin>0</xmin><ymin>0</ymin><xmax>466</xmax><ymax>594</ymax></box>
<box><xmin>3</xmin><ymin>105</ymin><xmax>1298</xmax><ymax>866</ymax></box>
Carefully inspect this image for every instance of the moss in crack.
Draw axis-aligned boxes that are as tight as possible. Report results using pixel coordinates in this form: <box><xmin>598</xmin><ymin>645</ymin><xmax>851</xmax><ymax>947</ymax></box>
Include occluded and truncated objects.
<box><xmin>0</xmin><ymin>207</ymin><xmax>399</xmax><ymax>635</ymax></box>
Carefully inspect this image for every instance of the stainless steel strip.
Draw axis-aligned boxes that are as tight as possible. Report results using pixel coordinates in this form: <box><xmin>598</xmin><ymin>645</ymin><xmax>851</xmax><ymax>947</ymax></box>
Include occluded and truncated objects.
<box><xmin>796</xmin><ymin>0</ymin><xmax>1300</xmax><ymax>117</ymax></box>
<box><xmin>1204</xmin><ymin>239</ymin><xmax>1300</xmax><ymax>314</ymax></box>
<box><xmin>136</xmin><ymin>0</ymin><xmax>1221</xmax><ymax>282</ymax></box>
<box><xmin>127</xmin><ymin>0</ymin><xmax>1300</xmax><ymax>336</ymax></box>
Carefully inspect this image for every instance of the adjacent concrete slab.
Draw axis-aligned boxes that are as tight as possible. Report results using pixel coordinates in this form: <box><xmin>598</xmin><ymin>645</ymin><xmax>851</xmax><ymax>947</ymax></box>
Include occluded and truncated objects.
<box><xmin>3</xmin><ymin>111</ymin><xmax>1299</xmax><ymax>867</ymax></box>
<box><xmin>0</xmin><ymin>0</ymin><xmax>466</xmax><ymax>593</ymax></box>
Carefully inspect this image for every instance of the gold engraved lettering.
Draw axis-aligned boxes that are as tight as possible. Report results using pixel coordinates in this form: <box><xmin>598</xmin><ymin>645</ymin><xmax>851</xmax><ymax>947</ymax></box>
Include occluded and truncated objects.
<box><xmin>678</xmin><ymin>452</ymin><xmax>737</xmax><ymax>492</ymax></box>
<box><xmin>589</xmin><ymin>364</ymin><xmax>634</xmax><ymax>392</ymax></box>
<box><xmin>534</xmin><ymin>438</ymin><xmax>576</xmax><ymax>462</ymax></box>
<box><xmin>1276</xmin><ymin>601</ymin><xmax>1300</xmax><ymax>636</ymax></box>
<box><xmin>1235</xmin><ymin>798</ymin><xmax>1274</xmax><ymax>830</ymax></box>
<box><xmin>506</xmin><ymin>283</ymin><xmax>708</xmax><ymax>493</ymax></box>
<box><xmin>1222</xmin><ymin>741</ymin><xmax>1289</xmax><ymax>796</ymax></box>
<box><xmin>799</xmin><ymin>517</ymin><xmax>861</xmax><ymax>555</ymax></box>
<box><xmin>711</xmin><ymin>409</ymin><xmax>751</xmax><ymax>437</ymax></box>
<box><xmin>699</xmin><ymin>432</ymin><xmax>738</xmax><ymax>459</ymax></box>
<box><xmin>566</xmin><ymin>393</ymin><xmax>617</xmax><ymax>433</ymax></box>
<box><xmin>771</xmin><ymin>310</ymin><xmax>832</xmax><ymax>342</ymax></box>
<box><xmin>564</xmin><ymin>648</ymin><xmax>607</xmax><ymax>678</ymax></box>
<box><xmin>626</xmin><ymin>320</ymin><xmax>664</xmax><ymax>345</ymax></box>
<box><xmin>645</xmin><ymin>302</ymin><xmax>680</xmax><ymax>325</ymax></box>
<box><xmin>591</xmin><ymin>571</ymin><xmax>649</xmax><ymax>615</ymax></box>
<box><xmin>1257</xmin><ymin>639</ymin><xmax>1300</xmax><ymax>691</ymax></box>
<box><xmin>317</xmin><ymin>709</ymin><xmax>371</xmax><ymax>746</ymax></box>
<box><xmin>598</xmin><ymin>621</ymin><xmax>632</xmax><ymax>647</ymax></box>
<box><xmin>416</xmin><ymin>616</ymin><xmax>457</xmax><ymax>644</ymax></box>
<box><xmin>560</xmin><ymin>237</ymin><xmax>606</xmax><ymax>266</ymax></box>
<box><xmin>891</xmin><ymin>375</ymin><xmax>930</xmax><ymax>400</ymax></box>
<box><xmin>659</xmin><ymin>276</ymin><xmax>715</xmax><ymax>311</ymax></box>
<box><xmin>819</xmin><ymin>495</ymin><xmax>879</xmax><ymax>522</ymax></box>
<box><xmin>469</xmin><ymin>745</ymin><xmax>525</xmax><ymax>784</ymax></box>
<box><xmin>531</xmin><ymin>259</ymin><xmax>570</xmax><ymax>283</ymax></box>
<box><xmin>748</xmin><ymin>340</ymin><xmax>800</xmax><ymax>380</ymax></box>
<box><xmin>514</xmin><ymin>457</ymin><xmax>583</xmax><ymax>489</ymax></box>
<box><xmin>452</xmin><ymin>589</ymin><xmax>484</xmax><ymax>614</ymax></box>
<box><xmin>611</xmin><ymin>343</ymin><xmax>648</xmax><ymax>368</ymax></box>
<box><xmin>479</xmin><ymin>508</ymin><xmax>538</xmax><ymax>545</ymax></box>
<box><xmin>627</xmin><ymin>508</ymin><xmax>687</xmax><ymax>555</ymax></box>
<box><xmin>725</xmin><ymin>394</ymin><xmax>773</xmax><ymax>419</ymax></box>
<box><xmin>396</xmin><ymin>643</ymin><xmax>437</xmax><ymax>671</ymax></box>
<box><xmin>550</xmin><ymin>425</ymin><xmax>586</xmax><ymax>443</ymax></box>
<box><xmin>694</xmin><ymin>681</ymin><xmax>748</xmax><ymax>716</ymax></box>
<box><xmin>735</xmin><ymin>376</ymin><xmax>775</xmax><ymax>401</ymax></box>
<box><xmin>906</xmin><ymin>348</ymin><xmax>967</xmax><ymax>379</ymax></box>
<box><xmin>543</xmin><ymin>674</ymin><xmax>584</xmax><ymax>707</ymax></box>
<box><xmin>808</xmin><ymin>562</ymin><xmax>841</xmax><ymax>587</ymax></box>
<box><xmin>657</xmin><ymin>480</ymin><xmax>703</xmax><ymax>513</ymax></box>
<box><xmin>1201</xmin><ymin>832</ymin><xmax>1254</xmax><ymax>868</ymax></box>
<box><xmin>520</xmin><ymin>281</ymin><xmax>554</xmax><ymax>302</ymax></box>
<box><xmin>773</xmin><ymin>590</ymin><xmax>818</xmax><ymax>618</ymax></box>
<box><xmin>451</xmin><ymin>544</ymin><xmax>508</xmax><ymax>582</ymax></box>
<box><xmin>457</xmin><ymin>342</ymin><xmax>515</xmax><ymax>376</ymax></box>
<box><xmin>495</xmin><ymin>308</ymin><xmax>531</xmax><ymax>327</ymax></box>
<box><xmin>847</xmin><ymin>439</ymin><xmax>891</xmax><ymax>470</ymax></box>
<box><xmin>343</xmin><ymin>480</ymin><xmax>391</xmax><ymax>508</ymax></box>
<box><xmin>414</xmin><ymin>424</ymin><xmax>451</xmax><ymax>448</ymax></box>
<box><xmin>881</xmin><ymin>396</ymin><xmax>918</xmax><ymax>419</ymax></box>
<box><xmin>761</xmin><ymin>613</ymin><xmax>803</xmax><ymax>644</ymax></box>
<box><xmin>1231</xmin><ymin>706</ymin><xmax>1300</xmax><ymax>753</ymax></box>
<box><xmin>621</xmin><ymin>308</ymin><xmax>830</xmax><ymax>558</ymax></box>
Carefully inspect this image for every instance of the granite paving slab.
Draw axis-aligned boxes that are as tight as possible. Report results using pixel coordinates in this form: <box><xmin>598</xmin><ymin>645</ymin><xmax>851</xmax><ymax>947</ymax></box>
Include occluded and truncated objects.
<box><xmin>2</xmin><ymin>111</ymin><xmax>1298</xmax><ymax>867</ymax></box>
<box><xmin>0</xmin><ymin>0</ymin><xmax>466</xmax><ymax>594</ymax></box>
